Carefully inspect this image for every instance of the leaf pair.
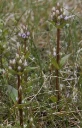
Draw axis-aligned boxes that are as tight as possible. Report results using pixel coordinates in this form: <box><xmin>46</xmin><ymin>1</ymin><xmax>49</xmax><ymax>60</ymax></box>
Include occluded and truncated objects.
<box><xmin>50</xmin><ymin>54</ymin><xmax>70</xmax><ymax>69</ymax></box>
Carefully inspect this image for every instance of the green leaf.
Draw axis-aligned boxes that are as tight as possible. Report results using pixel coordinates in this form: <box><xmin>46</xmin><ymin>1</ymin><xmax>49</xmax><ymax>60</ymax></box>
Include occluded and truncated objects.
<box><xmin>25</xmin><ymin>67</ymin><xmax>39</xmax><ymax>71</ymax></box>
<box><xmin>50</xmin><ymin>95</ymin><xmax>57</xmax><ymax>103</ymax></box>
<box><xmin>25</xmin><ymin>52</ymin><xmax>30</xmax><ymax>59</ymax></box>
<box><xmin>8</xmin><ymin>85</ymin><xmax>18</xmax><ymax>103</ymax></box>
<box><xmin>60</xmin><ymin>54</ymin><xmax>70</xmax><ymax>68</ymax></box>
<box><xmin>51</xmin><ymin>57</ymin><xmax>60</xmax><ymax>70</ymax></box>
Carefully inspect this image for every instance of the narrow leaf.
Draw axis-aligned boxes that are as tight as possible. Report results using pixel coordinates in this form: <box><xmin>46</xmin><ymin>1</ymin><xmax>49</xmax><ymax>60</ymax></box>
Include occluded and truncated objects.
<box><xmin>51</xmin><ymin>57</ymin><xmax>60</xmax><ymax>69</ymax></box>
<box><xmin>25</xmin><ymin>67</ymin><xmax>39</xmax><ymax>71</ymax></box>
<box><xmin>8</xmin><ymin>85</ymin><xmax>18</xmax><ymax>103</ymax></box>
<box><xmin>50</xmin><ymin>95</ymin><xmax>57</xmax><ymax>103</ymax></box>
<box><xmin>60</xmin><ymin>54</ymin><xmax>70</xmax><ymax>68</ymax></box>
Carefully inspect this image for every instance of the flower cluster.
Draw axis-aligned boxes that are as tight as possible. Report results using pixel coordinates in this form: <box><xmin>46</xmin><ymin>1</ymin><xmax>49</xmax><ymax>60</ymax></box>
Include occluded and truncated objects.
<box><xmin>51</xmin><ymin>3</ymin><xmax>75</xmax><ymax>27</ymax></box>
<box><xmin>18</xmin><ymin>24</ymin><xmax>30</xmax><ymax>39</ymax></box>
<box><xmin>9</xmin><ymin>53</ymin><xmax>28</xmax><ymax>72</ymax></box>
<box><xmin>18</xmin><ymin>31</ymin><xmax>30</xmax><ymax>39</ymax></box>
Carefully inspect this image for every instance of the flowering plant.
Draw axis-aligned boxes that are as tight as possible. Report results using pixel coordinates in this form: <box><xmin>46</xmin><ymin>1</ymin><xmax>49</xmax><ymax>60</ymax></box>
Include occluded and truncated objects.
<box><xmin>51</xmin><ymin>3</ymin><xmax>75</xmax><ymax>28</ymax></box>
<box><xmin>9</xmin><ymin>53</ymin><xmax>28</xmax><ymax>73</ymax></box>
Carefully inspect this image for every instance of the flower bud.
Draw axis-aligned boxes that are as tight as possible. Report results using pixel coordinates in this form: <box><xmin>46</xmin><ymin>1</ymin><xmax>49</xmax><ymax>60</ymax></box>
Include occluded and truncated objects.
<box><xmin>26</xmin><ymin>31</ymin><xmax>30</xmax><ymax>36</ymax></box>
<box><xmin>10</xmin><ymin>60</ymin><xmax>12</xmax><ymax>64</ymax></box>
<box><xmin>18</xmin><ymin>66</ymin><xmax>21</xmax><ymax>70</ymax></box>
<box><xmin>56</xmin><ymin>10</ymin><xmax>60</xmax><ymax>14</ymax></box>
<box><xmin>66</xmin><ymin>23</ymin><xmax>70</xmax><ymax>27</ymax></box>
<box><xmin>21</xmin><ymin>55</ymin><xmax>24</xmax><ymax>60</ymax></box>
<box><xmin>52</xmin><ymin>12</ymin><xmax>55</xmax><ymax>16</ymax></box>
<box><xmin>16</xmin><ymin>53</ymin><xmax>19</xmax><ymax>58</ymax></box>
<box><xmin>24</xmin><ymin>60</ymin><xmax>27</xmax><ymax>66</ymax></box>
<box><xmin>2</xmin><ymin>69</ymin><xmax>5</xmax><ymax>74</ymax></box>
<box><xmin>19</xmin><ymin>59</ymin><xmax>22</xmax><ymax>64</ymax></box>
<box><xmin>57</xmin><ymin>2</ymin><xmax>60</xmax><ymax>6</ymax></box>
<box><xmin>52</xmin><ymin>7</ymin><xmax>55</xmax><ymax>11</ymax></box>
<box><xmin>12</xmin><ymin>59</ymin><xmax>16</xmax><ymax>64</ymax></box>
<box><xmin>9</xmin><ymin>66</ymin><xmax>12</xmax><ymax>70</ymax></box>
<box><xmin>16</xmin><ymin>97</ymin><xmax>18</xmax><ymax>101</ymax></box>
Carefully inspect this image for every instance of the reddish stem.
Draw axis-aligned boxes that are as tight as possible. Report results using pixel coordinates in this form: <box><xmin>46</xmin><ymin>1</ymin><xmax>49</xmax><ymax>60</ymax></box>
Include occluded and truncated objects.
<box><xmin>56</xmin><ymin>28</ymin><xmax>61</xmax><ymax>103</ymax></box>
